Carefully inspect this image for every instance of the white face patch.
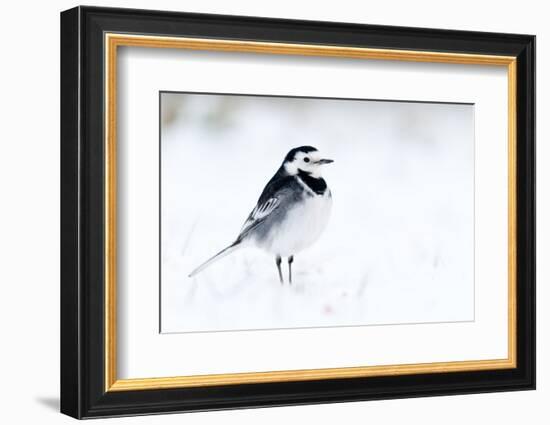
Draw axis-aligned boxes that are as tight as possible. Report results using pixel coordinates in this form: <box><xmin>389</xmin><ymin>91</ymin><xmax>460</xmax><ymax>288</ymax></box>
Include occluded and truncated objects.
<box><xmin>284</xmin><ymin>150</ymin><xmax>325</xmax><ymax>178</ymax></box>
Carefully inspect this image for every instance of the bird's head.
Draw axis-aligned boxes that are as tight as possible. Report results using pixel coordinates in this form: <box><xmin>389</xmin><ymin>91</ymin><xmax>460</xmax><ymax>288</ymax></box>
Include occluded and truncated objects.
<box><xmin>282</xmin><ymin>146</ymin><xmax>334</xmax><ymax>178</ymax></box>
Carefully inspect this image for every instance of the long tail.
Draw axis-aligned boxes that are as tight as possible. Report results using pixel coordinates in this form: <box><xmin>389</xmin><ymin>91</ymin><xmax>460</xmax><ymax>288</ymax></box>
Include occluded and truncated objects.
<box><xmin>188</xmin><ymin>241</ymin><xmax>242</xmax><ymax>278</ymax></box>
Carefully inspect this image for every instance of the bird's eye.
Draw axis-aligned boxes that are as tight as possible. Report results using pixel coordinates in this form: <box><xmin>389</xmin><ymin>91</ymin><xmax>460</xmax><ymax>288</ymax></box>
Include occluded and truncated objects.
<box><xmin>304</xmin><ymin>157</ymin><xmax>310</xmax><ymax>163</ymax></box>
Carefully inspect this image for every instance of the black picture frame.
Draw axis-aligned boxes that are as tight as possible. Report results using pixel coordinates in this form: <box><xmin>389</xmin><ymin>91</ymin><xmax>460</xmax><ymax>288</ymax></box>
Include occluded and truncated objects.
<box><xmin>61</xmin><ymin>5</ymin><xmax>535</xmax><ymax>419</ymax></box>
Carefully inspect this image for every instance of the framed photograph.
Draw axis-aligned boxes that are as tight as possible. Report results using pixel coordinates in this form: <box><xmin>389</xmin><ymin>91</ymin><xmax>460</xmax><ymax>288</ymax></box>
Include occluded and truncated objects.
<box><xmin>60</xmin><ymin>6</ymin><xmax>535</xmax><ymax>419</ymax></box>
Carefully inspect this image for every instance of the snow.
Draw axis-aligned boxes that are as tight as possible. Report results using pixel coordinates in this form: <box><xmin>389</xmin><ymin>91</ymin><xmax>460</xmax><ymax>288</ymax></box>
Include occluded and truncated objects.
<box><xmin>160</xmin><ymin>93</ymin><xmax>474</xmax><ymax>333</ymax></box>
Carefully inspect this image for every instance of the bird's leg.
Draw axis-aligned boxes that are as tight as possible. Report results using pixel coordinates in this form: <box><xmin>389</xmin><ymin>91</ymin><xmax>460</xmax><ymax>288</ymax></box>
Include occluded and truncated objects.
<box><xmin>288</xmin><ymin>255</ymin><xmax>294</xmax><ymax>284</ymax></box>
<box><xmin>275</xmin><ymin>255</ymin><xmax>283</xmax><ymax>284</ymax></box>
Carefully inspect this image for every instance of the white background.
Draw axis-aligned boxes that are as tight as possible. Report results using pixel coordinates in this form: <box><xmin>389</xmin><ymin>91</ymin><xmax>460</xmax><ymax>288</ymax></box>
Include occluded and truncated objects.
<box><xmin>0</xmin><ymin>0</ymin><xmax>546</xmax><ymax>424</ymax></box>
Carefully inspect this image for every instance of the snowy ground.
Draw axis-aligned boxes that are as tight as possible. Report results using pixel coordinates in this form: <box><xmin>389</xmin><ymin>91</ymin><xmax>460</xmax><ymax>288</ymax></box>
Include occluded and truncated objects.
<box><xmin>160</xmin><ymin>93</ymin><xmax>474</xmax><ymax>333</ymax></box>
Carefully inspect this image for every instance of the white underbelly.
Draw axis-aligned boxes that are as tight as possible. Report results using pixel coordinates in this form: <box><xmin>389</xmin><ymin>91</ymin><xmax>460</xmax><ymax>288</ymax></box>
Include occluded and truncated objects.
<box><xmin>263</xmin><ymin>193</ymin><xmax>332</xmax><ymax>257</ymax></box>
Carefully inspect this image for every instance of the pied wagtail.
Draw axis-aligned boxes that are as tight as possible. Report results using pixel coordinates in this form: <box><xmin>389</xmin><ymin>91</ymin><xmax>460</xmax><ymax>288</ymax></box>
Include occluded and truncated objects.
<box><xmin>189</xmin><ymin>146</ymin><xmax>333</xmax><ymax>284</ymax></box>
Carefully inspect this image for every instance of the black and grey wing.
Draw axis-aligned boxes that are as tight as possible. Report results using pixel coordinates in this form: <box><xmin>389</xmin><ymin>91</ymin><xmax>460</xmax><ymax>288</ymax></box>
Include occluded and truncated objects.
<box><xmin>237</xmin><ymin>197</ymin><xmax>280</xmax><ymax>241</ymax></box>
<box><xmin>236</xmin><ymin>173</ymin><xmax>299</xmax><ymax>241</ymax></box>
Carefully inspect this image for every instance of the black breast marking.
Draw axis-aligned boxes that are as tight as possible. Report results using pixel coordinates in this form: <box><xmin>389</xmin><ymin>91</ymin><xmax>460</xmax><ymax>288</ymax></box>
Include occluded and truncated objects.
<box><xmin>297</xmin><ymin>170</ymin><xmax>327</xmax><ymax>195</ymax></box>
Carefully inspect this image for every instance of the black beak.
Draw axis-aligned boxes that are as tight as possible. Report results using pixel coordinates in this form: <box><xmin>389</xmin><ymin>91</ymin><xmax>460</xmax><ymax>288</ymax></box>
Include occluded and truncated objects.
<box><xmin>316</xmin><ymin>158</ymin><xmax>334</xmax><ymax>165</ymax></box>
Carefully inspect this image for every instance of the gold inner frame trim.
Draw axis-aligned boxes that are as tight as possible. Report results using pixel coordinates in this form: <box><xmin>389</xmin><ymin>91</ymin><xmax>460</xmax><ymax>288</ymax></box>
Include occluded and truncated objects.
<box><xmin>104</xmin><ymin>33</ymin><xmax>518</xmax><ymax>392</ymax></box>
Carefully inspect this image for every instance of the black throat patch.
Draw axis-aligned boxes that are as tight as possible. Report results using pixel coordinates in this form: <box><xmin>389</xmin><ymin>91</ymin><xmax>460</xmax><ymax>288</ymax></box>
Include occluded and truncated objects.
<box><xmin>297</xmin><ymin>169</ymin><xmax>327</xmax><ymax>195</ymax></box>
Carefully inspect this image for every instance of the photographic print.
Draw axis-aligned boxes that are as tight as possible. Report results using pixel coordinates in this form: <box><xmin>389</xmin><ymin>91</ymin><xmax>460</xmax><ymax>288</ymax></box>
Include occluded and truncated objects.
<box><xmin>160</xmin><ymin>92</ymin><xmax>474</xmax><ymax>333</ymax></box>
<box><xmin>61</xmin><ymin>9</ymin><xmax>535</xmax><ymax>417</ymax></box>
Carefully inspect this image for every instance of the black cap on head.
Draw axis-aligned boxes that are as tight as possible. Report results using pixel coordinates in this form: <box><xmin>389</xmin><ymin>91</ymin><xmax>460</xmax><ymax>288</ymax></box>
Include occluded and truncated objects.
<box><xmin>284</xmin><ymin>146</ymin><xmax>318</xmax><ymax>162</ymax></box>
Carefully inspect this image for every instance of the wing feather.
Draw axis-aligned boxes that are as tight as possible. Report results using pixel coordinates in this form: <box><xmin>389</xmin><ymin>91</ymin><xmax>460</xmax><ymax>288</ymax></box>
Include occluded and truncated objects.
<box><xmin>238</xmin><ymin>197</ymin><xmax>279</xmax><ymax>238</ymax></box>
